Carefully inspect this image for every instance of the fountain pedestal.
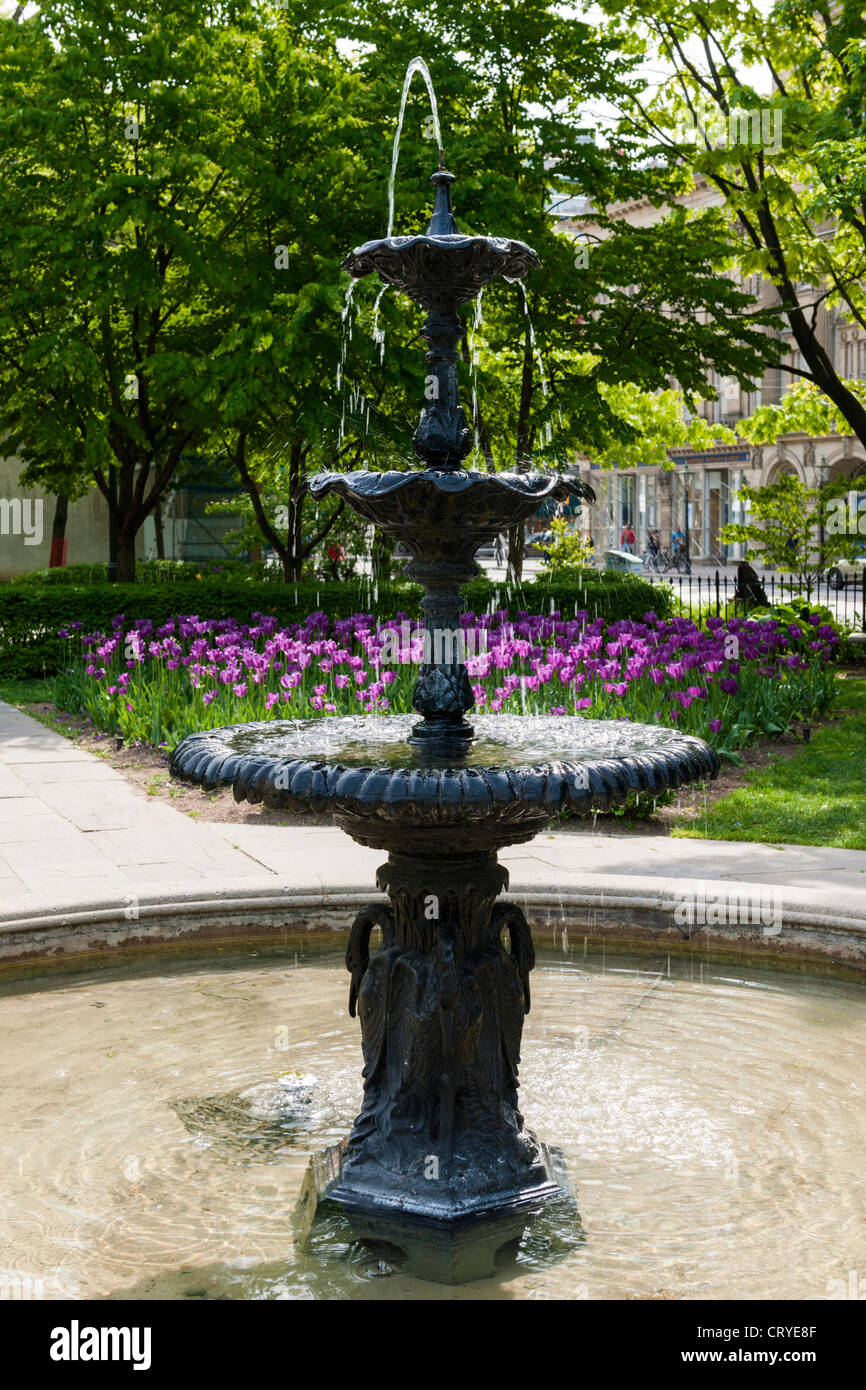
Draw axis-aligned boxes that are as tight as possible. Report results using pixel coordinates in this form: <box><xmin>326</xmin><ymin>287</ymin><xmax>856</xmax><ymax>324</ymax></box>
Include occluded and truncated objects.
<box><xmin>330</xmin><ymin>849</ymin><xmax>559</xmax><ymax>1222</ymax></box>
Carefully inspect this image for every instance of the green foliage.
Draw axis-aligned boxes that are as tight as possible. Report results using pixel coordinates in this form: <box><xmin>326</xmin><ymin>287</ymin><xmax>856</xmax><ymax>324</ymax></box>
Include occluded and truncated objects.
<box><xmin>586</xmin><ymin>386</ymin><xmax>737</xmax><ymax>469</ymax></box>
<box><xmin>10</xmin><ymin>563</ymin><xmax>111</xmax><ymax>586</ymax></box>
<box><xmin>602</xmin><ymin>0</ymin><xmax>866</xmax><ymax>450</ymax></box>
<box><xmin>749</xmin><ymin>599</ymin><xmax>839</xmax><ymax>632</ymax></box>
<box><xmin>463</xmin><ymin>572</ymin><xmax>675</xmax><ymax>624</ymax></box>
<box><xmin>0</xmin><ymin>0</ymin><xmax>792</xmax><ymax>583</ymax></box>
<box><xmin>0</xmin><ymin>0</ymin><xmax>369</xmax><ymax>579</ymax></box>
<box><xmin>538</xmin><ymin>517</ymin><xmax>596</xmax><ymax>573</ymax></box>
<box><xmin>721</xmin><ymin>473</ymin><xmax>866</xmax><ymax>576</ymax></box>
<box><xmin>739</xmin><ymin>379</ymin><xmax>866</xmax><ymax>444</ymax></box>
<box><xmin>721</xmin><ymin>474</ymin><xmax>819</xmax><ymax>575</ymax></box>
<box><xmin>0</xmin><ymin>677</ymin><xmax>53</xmax><ymax>705</ymax></box>
<box><xmin>10</xmin><ymin>559</ymin><xmax>289</xmax><ymax>584</ymax></box>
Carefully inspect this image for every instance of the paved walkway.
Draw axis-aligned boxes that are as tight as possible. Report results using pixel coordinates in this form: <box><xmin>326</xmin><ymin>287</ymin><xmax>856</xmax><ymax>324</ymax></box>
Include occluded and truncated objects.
<box><xmin>2</xmin><ymin>700</ymin><xmax>865</xmax><ymax>933</ymax></box>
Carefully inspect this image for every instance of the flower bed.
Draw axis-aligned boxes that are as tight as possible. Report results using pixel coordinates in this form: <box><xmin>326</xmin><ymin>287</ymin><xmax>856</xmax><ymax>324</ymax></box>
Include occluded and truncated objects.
<box><xmin>52</xmin><ymin>607</ymin><xmax>840</xmax><ymax>762</ymax></box>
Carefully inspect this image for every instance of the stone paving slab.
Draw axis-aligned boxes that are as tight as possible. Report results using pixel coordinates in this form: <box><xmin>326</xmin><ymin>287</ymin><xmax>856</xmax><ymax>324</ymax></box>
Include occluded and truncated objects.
<box><xmin>0</xmin><ymin>768</ymin><xmax>34</xmax><ymax>799</ymax></box>
<box><xmin>0</xmin><ymin>702</ymin><xmax>269</xmax><ymax>902</ymax></box>
<box><xmin>208</xmin><ymin>821</ymin><xmax>866</xmax><ymax>896</ymax></box>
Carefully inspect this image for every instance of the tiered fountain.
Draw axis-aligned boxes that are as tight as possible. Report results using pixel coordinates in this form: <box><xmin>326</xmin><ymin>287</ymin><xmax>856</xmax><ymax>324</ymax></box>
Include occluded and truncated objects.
<box><xmin>171</xmin><ymin>138</ymin><xmax>718</xmax><ymax>1280</ymax></box>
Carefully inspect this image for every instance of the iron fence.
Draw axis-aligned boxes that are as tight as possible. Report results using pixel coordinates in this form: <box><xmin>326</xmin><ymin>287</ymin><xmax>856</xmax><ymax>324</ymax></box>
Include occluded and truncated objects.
<box><xmin>641</xmin><ymin>566</ymin><xmax>866</xmax><ymax>628</ymax></box>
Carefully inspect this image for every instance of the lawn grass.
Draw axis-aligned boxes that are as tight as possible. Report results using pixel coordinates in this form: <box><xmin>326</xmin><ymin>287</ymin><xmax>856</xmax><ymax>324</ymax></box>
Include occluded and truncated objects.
<box><xmin>673</xmin><ymin>677</ymin><xmax>866</xmax><ymax>850</ymax></box>
<box><xmin>0</xmin><ymin>676</ymin><xmax>53</xmax><ymax>706</ymax></box>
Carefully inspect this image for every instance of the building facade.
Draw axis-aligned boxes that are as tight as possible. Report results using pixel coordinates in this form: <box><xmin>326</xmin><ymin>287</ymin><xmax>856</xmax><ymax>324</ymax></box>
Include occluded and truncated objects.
<box><xmin>565</xmin><ymin>181</ymin><xmax>866</xmax><ymax>563</ymax></box>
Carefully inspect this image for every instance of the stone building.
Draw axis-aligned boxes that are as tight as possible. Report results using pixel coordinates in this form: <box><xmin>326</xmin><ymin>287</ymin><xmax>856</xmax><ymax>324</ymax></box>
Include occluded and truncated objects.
<box><xmin>562</xmin><ymin>179</ymin><xmax>866</xmax><ymax>563</ymax></box>
<box><xmin>0</xmin><ymin>452</ymin><xmax>241</xmax><ymax>581</ymax></box>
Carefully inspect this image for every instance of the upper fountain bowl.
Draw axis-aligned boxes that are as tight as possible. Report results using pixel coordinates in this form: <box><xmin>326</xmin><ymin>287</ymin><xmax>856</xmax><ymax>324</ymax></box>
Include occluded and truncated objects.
<box><xmin>342</xmin><ymin>169</ymin><xmax>538</xmax><ymax>311</ymax></box>
<box><xmin>342</xmin><ymin>232</ymin><xmax>539</xmax><ymax>311</ymax></box>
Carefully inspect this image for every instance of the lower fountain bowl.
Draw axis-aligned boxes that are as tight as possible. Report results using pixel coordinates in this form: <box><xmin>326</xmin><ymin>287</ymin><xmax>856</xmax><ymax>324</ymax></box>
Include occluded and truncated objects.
<box><xmin>170</xmin><ymin>713</ymin><xmax>719</xmax><ymax>853</ymax></box>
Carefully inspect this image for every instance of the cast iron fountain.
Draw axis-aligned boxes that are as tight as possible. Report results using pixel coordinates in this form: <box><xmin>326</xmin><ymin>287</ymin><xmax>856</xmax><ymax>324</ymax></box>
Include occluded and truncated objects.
<box><xmin>170</xmin><ymin>140</ymin><xmax>718</xmax><ymax>1279</ymax></box>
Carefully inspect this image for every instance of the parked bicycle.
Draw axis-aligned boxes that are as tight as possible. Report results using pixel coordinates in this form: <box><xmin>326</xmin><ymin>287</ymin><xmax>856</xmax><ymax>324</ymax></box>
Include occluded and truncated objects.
<box><xmin>642</xmin><ymin>546</ymin><xmax>691</xmax><ymax>576</ymax></box>
<box><xmin>641</xmin><ymin>547</ymin><xmax>669</xmax><ymax>574</ymax></box>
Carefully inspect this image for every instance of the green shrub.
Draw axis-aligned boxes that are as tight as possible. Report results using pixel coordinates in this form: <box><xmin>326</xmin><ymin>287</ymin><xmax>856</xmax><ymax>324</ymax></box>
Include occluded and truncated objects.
<box><xmin>10</xmin><ymin>562</ymin><xmax>110</xmax><ymax>586</ymax></box>
<box><xmin>464</xmin><ymin>571</ymin><xmax>674</xmax><ymax>625</ymax></box>
<box><xmin>0</xmin><ymin>571</ymin><xmax>673</xmax><ymax>679</ymax></box>
<box><xmin>10</xmin><ymin>558</ymin><xmax>281</xmax><ymax>586</ymax></box>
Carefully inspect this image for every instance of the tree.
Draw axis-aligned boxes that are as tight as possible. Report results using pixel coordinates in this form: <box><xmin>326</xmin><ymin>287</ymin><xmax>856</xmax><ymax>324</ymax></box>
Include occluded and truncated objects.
<box><xmin>0</xmin><ymin>0</ymin><xmax>377</xmax><ymax>581</ymax></box>
<box><xmin>537</xmin><ymin>516</ymin><xmax>596</xmax><ymax>574</ymax></box>
<box><xmin>720</xmin><ymin>471</ymin><xmax>865</xmax><ymax>583</ymax></box>
<box><xmin>336</xmin><ymin>0</ymin><xmax>783</xmax><ymax>577</ymax></box>
<box><xmin>603</xmin><ymin>0</ymin><xmax>866</xmax><ymax>449</ymax></box>
<box><xmin>0</xmin><ymin>0</ymin><xmax>795</xmax><ymax>583</ymax></box>
<box><xmin>0</xmin><ymin>1</ymin><xmax>266</xmax><ymax>578</ymax></box>
<box><xmin>194</xmin><ymin>7</ymin><xmax>425</xmax><ymax>582</ymax></box>
<box><xmin>580</xmin><ymin>385</ymin><xmax>737</xmax><ymax>468</ymax></box>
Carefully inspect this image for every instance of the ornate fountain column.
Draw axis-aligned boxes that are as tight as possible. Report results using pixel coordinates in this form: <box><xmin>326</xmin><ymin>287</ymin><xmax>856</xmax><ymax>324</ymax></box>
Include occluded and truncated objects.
<box><xmin>331</xmin><ymin>849</ymin><xmax>558</xmax><ymax>1221</ymax></box>
<box><xmin>308</xmin><ymin>164</ymin><xmax>592</xmax><ymax>1229</ymax></box>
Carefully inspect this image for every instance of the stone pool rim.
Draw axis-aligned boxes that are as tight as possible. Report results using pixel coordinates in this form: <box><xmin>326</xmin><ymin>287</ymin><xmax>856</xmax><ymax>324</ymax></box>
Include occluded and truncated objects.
<box><xmin>2</xmin><ymin>873</ymin><xmax>866</xmax><ymax>978</ymax></box>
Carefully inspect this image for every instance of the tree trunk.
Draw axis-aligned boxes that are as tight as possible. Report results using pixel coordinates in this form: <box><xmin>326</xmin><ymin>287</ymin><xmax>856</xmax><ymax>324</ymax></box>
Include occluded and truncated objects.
<box><xmin>288</xmin><ymin>445</ymin><xmax>305</xmax><ymax>581</ymax></box>
<box><xmin>372</xmin><ymin>528</ymin><xmax>394</xmax><ymax>586</ymax></box>
<box><xmin>49</xmin><ymin>494</ymin><xmax>69</xmax><ymax>568</ymax></box>
<box><xmin>506</xmin><ymin>523</ymin><xmax>525</xmax><ymax>584</ymax></box>
<box><xmin>282</xmin><ymin>548</ymin><xmax>303</xmax><ymax>583</ymax></box>
<box><xmin>115</xmin><ymin>529</ymin><xmax>137</xmax><ymax>583</ymax></box>
<box><xmin>153</xmin><ymin>501</ymin><xmax>165</xmax><ymax>560</ymax></box>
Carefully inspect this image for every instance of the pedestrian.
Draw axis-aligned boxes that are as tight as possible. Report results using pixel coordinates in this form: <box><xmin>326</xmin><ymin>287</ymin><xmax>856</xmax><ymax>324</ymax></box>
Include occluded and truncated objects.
<box><xmin>620</xmin><ymin>522</ymin><xmax>635</xmax><ymax>553</ymax></box>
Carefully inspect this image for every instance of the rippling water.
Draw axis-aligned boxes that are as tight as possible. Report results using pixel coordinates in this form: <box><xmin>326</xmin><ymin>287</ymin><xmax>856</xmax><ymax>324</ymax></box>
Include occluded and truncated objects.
<box><xmin>223</xmin><ymin>714</ymin><xmax>689</xmax><ymax>770</ymax></box>
<box><xmin>1</xmin><ymin>944</ymin><xmax>863</xmax><ymax>1300</ymax></box>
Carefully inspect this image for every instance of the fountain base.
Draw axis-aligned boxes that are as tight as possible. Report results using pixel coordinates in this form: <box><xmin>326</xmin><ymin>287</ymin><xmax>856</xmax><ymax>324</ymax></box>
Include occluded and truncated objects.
<box><xmin>297</xmin><ymin>1140</ymin><xmax>576</xmax><ymax>1285</ymax></box>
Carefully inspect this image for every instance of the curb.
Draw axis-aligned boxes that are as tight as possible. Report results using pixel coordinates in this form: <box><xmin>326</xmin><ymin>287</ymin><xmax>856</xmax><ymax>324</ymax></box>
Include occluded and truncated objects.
<box><xmin>2</xmin><ymin>872</ymin><xmax>865</xmax><ymax>973</ymax></box>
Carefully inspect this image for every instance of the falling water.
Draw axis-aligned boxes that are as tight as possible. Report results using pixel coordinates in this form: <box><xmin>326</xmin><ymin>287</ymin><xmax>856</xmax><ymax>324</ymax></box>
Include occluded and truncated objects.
<box><xmin>336</xmin><ymin>281</ymin><xmax>357</xmax><ymax>447</ymax></box>
<box><xmin>387</xmin><ymin>57</ymin><xmax>444</xmax><ymax>239</ymax></box>
<box><xmin>336</xmin><ymin>280</ymin><xmax>355</xmax><ymax>390</ymax></box>
<box><xmin>372</xmin><ymin>283</ymin><xmax>390</xmax><ymax>365</ymax></box>
<box><xmin>517</xmin><ymin>281</ymin><xmax>549</xmax><ymax>399</ymax></box>
<box><xmin>467</xmin><ymin>289</ymin><xmax>485</xmax><ymax>460</ymax></box>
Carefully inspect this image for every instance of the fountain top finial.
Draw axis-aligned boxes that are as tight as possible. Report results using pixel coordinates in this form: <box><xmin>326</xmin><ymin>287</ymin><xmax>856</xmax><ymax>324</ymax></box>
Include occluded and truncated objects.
<box><xmin>426</xmin><ymin>166</ymin><xmax>459</xmax><ymax>237</ymax></box>
<box><xmin>342</xmin><ymin>159</ymin><xmax>539</xmax><ymax>310</ymax></box>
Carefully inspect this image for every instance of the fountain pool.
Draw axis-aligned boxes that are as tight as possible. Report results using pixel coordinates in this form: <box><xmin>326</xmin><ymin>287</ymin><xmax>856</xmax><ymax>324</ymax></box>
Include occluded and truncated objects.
<box><xmin>1</xmin><ymin>940</ymin><xmax>864</xmax><ymax>1300</ymax></box>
